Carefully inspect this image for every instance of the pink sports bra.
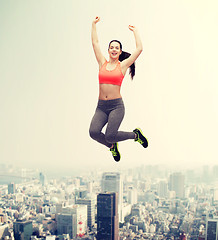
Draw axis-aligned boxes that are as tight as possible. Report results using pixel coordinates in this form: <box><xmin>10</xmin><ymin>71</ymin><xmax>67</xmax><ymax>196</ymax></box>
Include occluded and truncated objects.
<box><xmin>99</xmin><ymin>61</ymin><xmax>124</xmax><ymax>86</ymax></box>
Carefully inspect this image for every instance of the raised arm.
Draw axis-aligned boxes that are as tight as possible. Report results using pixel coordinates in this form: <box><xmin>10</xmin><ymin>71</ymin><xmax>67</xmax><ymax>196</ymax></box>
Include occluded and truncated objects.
<box><xmin>91</xmin><ymin>17</ymin><xmax>106</xmax><ymax>68</ymax></box>
<box><xmin>121</xmin><ymin>25</ymin><xmax>143</xmax><ymax>69</ymax></box>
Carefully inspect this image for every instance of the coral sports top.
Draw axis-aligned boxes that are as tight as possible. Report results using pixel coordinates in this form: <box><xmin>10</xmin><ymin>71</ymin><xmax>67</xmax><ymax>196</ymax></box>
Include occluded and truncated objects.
<box><xmin>99</xmin><ymin>61</ymin><xmax>124</xmax><ymax>86</ymax></box>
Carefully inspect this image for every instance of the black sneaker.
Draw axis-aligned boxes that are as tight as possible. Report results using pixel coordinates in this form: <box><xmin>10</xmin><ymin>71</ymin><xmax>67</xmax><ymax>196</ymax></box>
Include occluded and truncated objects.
<box><xmin>133</xmin><ymin>128</ymin><xmax>148</xmax><ymax>148</ymax></box>
<box><xmin>110</xmin><ymin>143</ymin><xmax>121</xmax><ymax>162</ymax></box>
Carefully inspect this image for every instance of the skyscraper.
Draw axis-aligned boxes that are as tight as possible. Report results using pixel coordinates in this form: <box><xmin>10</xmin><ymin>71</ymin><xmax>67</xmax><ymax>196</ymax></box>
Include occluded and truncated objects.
<box><xmin>169</xmin><ymin>172</ymin><xmax>185</xmax><ymax>198</ymax></box>
<box><xmin>97</xmin><ymin>193</ymin><xmax>119</xmax><ymax>240</ymax></box>
<box><xmin>101</xmin><ymin>172</ymin><xmax>123</xmax><ymax>222</ymax></box>
<box><xmin>206</xmin><ymin>219</ymin><xmax>218</xmax><ymax>240</ymax></box>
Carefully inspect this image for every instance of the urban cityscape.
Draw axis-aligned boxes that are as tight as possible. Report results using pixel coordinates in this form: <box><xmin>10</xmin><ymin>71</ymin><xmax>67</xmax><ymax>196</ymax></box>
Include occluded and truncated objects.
<box><xmin>0</xmin><ymin>164</ymin><xmax>218</xmax><ymax>240</ymax></box>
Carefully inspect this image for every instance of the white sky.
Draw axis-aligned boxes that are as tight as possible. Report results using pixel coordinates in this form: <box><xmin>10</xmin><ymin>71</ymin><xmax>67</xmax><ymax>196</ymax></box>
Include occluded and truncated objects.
<box><xmin>0</xmin><ymin>0</ymin><xmax>218</xmax><ymax>174</ymax></box>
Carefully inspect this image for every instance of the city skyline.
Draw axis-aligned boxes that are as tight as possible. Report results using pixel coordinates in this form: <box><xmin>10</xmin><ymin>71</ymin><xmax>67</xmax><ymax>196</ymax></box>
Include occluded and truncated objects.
<box><xmin>1</xmin><ymin>165</ymin><xmax>218</xmax><ymax>239</ymax></box>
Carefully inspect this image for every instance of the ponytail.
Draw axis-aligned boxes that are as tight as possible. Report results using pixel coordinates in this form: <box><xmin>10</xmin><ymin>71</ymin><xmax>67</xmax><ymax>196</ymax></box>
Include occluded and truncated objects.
<box><xmin>108</xmin><ymin>40</ymin><xmax>136</xmax><ymax>80</ymax></box>
<box><xmin>119</xmin><ymin>51</ymin><xmax>135</xmax><ymax>80</ymax></box>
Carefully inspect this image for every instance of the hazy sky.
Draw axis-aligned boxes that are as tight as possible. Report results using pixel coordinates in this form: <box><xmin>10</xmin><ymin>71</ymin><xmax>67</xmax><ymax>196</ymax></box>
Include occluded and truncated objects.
<box><xmin>1</xmin><ymin>0</ymin><xmax>218</xmax><ymax>174</ymax></box>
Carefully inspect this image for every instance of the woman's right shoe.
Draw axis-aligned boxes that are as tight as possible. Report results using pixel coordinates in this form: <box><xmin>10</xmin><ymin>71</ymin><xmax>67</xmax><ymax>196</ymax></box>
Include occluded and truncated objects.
<box><xmin>133</xmin><ymin>128</ymin><xmax>148</xmax><ymax>148</ymax></box>
<box><xmin>110</xmin><ymin>143</ymin><xmax>121</xmax><ymax>162</ymax></box>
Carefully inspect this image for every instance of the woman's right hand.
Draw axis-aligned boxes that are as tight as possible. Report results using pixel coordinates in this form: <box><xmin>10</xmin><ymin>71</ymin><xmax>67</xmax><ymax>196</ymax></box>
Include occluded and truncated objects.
<box><xmin>93</xmin><ymin>16</ymin><xmax>100</xmax><ymax>24</ymax></box>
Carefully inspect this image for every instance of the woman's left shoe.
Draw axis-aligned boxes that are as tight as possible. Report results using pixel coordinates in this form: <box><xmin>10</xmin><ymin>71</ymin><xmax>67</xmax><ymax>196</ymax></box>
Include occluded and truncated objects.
<box><xmin>110</xmin><ymin>143</ymin><xmax>121</xmax><ymax>162</ymax></box>
<box><xmin>133</xmin><ymin>128</ymin><xmax>148</xmax><ymax>148</ymax></box>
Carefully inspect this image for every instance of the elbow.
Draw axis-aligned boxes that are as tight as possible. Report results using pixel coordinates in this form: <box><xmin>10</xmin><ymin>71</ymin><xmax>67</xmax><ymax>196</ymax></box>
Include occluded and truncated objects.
<box><xmin>136</xmin><ymin>43</ymin><xmax>143</xmax><ymax>52</ymax></box>
<box><xmin>138</xmin><ymin>46</ymin><xmax>143</xmax><ymax>54</ymax></box>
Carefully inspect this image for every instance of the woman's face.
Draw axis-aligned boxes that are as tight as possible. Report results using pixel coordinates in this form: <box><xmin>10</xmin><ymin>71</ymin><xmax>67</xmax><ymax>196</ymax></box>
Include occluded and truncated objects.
<box><xmin>108</xmin><ymin>41</ymin><xmax>122</xmax><ymax>60</ymax></box>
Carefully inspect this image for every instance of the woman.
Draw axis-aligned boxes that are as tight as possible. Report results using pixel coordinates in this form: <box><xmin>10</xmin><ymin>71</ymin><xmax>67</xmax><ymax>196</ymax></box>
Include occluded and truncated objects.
<box><xmin>89</xmin><ymin>16</ymin><xmax>148</xmax><ymax>162</ymax></box>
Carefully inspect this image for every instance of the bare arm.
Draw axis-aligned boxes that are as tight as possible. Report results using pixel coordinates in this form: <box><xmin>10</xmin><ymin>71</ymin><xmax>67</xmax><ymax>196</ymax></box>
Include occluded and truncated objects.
<box><xmin>121</xmin><ymin>25</ymin><xmax>143</xmax><ymax>70</ymax></box>
<box><xmin>91</xmin><ymin>17</ymin><xmax>106</xmax><ymax>68</ymax></box>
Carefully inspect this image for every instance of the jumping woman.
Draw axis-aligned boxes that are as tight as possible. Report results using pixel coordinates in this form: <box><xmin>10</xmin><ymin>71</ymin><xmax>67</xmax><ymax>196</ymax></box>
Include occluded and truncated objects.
<box><xmin>89</xmin><ymin>16</ymin><xmax>148</xmax><ymax>162</ymax></box>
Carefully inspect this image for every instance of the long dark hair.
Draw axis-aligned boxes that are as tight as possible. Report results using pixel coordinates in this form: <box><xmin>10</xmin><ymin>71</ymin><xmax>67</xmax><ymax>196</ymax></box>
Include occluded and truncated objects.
<box><xmin>108</xmin><ymin>40</ymin><xmax>135</xmax><ymax>80</ymax></box>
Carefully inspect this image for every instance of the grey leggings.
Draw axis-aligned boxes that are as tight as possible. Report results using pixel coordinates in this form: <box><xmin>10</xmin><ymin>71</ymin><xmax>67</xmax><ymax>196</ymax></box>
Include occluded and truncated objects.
<box><xmin>89</xmin><ymin>98</ymin><xmax>135</xmax><ymax>148</ymax></box>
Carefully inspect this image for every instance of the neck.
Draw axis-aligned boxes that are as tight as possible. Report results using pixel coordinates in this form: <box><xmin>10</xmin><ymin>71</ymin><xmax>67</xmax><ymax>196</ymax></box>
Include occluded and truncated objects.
<box><xmin>109</xmin><ymin>58</ymin><xmax>119</xmax><ymax>64</ymax></box>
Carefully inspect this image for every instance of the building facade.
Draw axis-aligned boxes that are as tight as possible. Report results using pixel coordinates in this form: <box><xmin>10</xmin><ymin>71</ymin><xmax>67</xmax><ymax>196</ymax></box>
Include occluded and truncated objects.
<box><xmin>76</xmin><ymin>197</ymin><xmax>95</xmax><ymax>229</ymax></box>
<box><xmin>13</xmin><ymin>220</ymin><xmax>33</xmax><ymax>240</ymax></box>
<box><xmin>97</xmin><ymin>193</ymin><xmax>119</xmax><ymax>240</ymax></box>
<box><xmin>101</xmin><ymin>172</ymin><xmax>123</xmax><ymax>222</ymax></box>
<box><xmin>206</xmin><ymin>218</ymin><xmax>218</xmax><ymax>240</ymax></box>
<box><xmin>57</xmin><ymin>204</ymin><xmax>87</xmax><ymax>238</ymax></box>
<box><xmin>169</xmin><ymin>172</ymin><xmax>185</xmax><ymax>199</ymax></box>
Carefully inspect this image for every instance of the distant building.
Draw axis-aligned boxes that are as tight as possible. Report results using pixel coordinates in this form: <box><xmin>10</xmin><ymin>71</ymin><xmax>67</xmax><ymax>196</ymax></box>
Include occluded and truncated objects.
<box><xmin>13</xmin><ymin>220</ymin><xmax>33</xmax><ymax>240</ymax></box>
<box><xmin>206</xmin><ymin>218</ymin><xmax>218</xmax><ymax>240</ymax></box>
<box><xmin>131</xmin><ymin>205</ymin><xmax>141</xmax><ymax>218</ymax></box>
<box><xmin>212</xmin><ymin>188</ymin><xmax>218</xmax><ymax>204</ymax></box>
<box><xmin>57</xmin><ymin>204</ymin><xmax>87</xmax><ymax>238</ymax></box>
<box><xmin>75</xmin><ymin>190</ymin><xmax>87</xmax><ymax>199</ymax></box>
<box><xmin>101</xmin><ymin>172</ymin><xmax>123</xmax><ymax>222</ymax></box>
<box><xmin>87</xmin><ymin>181</ymin><xmax>93</xmax><ymax>194</ymax></box>
<box><xmin>158</xmin><ymin>180</ymin><xmax>168</xmax><ymax>198</ymax></box>
<box><xmin>8</xmin><ymin>182</ymin><xmax>15</xmax><ymax>194</ymax></box>
<box><xmin>39</xmin><ymin>172</ymin><xmax>46</xmax><ymax>186</ymax></box>
<box><xmin>127</xmin><ymin>187</ymin><xmax>137</xmax><ymax>205</ymax></box>
<box><xmin>169</xmin><ymin>172</ymin><xmax>185</xmax><ymax>198</ymax></box>
<box><xmin>76</xmin><ymin>197</ymin><xmax>95</xmax><ymax>229</ymax></box>
<box><xmin>97</xmin><ymin>193</ymin><xmax>119</xmax><ymax>240</ymax></box>
<box><xmin>56</xmin><ymin>214</ymin><xmax>76</xmax><ymax>239</ymax></box>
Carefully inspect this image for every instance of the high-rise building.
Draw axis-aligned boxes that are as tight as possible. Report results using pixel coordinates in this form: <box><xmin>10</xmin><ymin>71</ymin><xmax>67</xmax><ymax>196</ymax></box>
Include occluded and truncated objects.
<box><xmin>97</xmin><ymin>193</ymin><xmax>119</xmax><ymax>240</ymax></box>
<box><xmin>13</xmin><ymin>220</ymin><xmax>33</xmax><ymax>240</ymax></box>
<box><xmin>57</xmin><ymin>204</ymin><xmax>87</xmax><ymax>238</ymax></box>
<box><xmin>101</xmin><ymin>172</ymin><xmax>123</xmax><ymax>222</ymax></box>
<box><xmin>39</xmin><ymin>172</ymin><xmax>46</xmax><ymax>186</ymax></box>
<box><xmin>206</xmin><ymin>219</ymin><xmax>218</xmax><ymax>240</ymax></box>
<box><xmin>8</xmin><ymin>182</ymin><xmax>15</xmax><ymax>194</ymax></box>
<box><xmin>57</xmin><ymin>214</ymin><xmax>76</xmax><ymax>239</ymax></box>
<box><xmin>76</xmin><ymin>197</ymin><xmax>95</xmax><ymax>229</ymax></box>
<box><xmin>127</xmin><ymin>187</ymin><xmax>137</xmax><ymax>205</ymax></box>
<box><xmin>169</xmin><ymin>172</ymin><xmax>185</xmax><ymax>198</ymax></box>
<box><xmin>158</xmin><ymin>180</ymin><xmax>168</xmax><ymax>198</ymax></box>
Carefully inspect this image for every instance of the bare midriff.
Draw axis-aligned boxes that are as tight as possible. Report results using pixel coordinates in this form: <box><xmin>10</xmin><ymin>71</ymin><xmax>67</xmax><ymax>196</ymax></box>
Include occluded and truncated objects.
<box><xmin>99</xmin><ymin>84</ymin><xmax>122</xmax><ymax>100</ymax></box>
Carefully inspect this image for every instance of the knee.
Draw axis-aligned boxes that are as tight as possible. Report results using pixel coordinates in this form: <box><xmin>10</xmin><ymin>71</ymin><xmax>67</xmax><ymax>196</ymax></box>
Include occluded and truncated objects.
<box><xmin>89</xmin><ymin>128</ymin><xmax>100</xmax><ymax>140</ymax></box>
<box><xmin>105</xmin><ymin>133</ymin><xmax>116</xmax><ymax>144</ymax></box>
